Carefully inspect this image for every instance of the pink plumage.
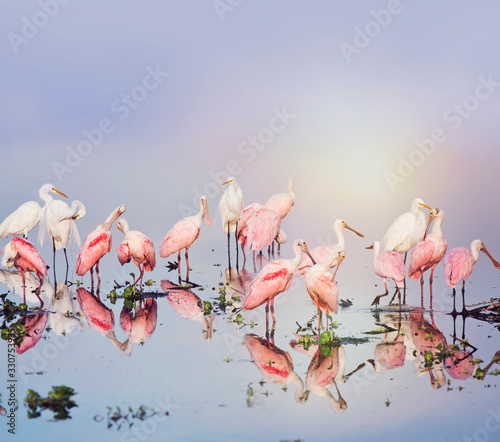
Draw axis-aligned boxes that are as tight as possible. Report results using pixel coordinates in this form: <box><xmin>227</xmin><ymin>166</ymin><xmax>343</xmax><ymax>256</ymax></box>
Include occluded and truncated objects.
<box><xmin>160</xmin><ymin>219</ymin><xmax>199</xmax><ymax>257</ymax></box>
<box><xmin>375</xmin><ymin>251</ymin><xmax>405</xmax><ymax>288</ymax></box>
<box><xmin>243</xmin><ymin>263</ymin><xmax>291</xmax><ymax>309</ymax></box>
<box><xmin>75</xmin><ymin>231</ymin><xmax>112</xmax><ymax>276</ymax></box>
<box><xmin>119</xmin><ymin>298</ymin><xmax>157</xmax><ymax>344</ymax></box>
<box><xmin>444</xmin><ymin>247</ymin><xmax>475</xmax><ymax>289</ymax></box>
<box><xmin>265</xmin><ymin>178</ymin><xmax>295</xmax><ymax>220</ymax></box>
<box><xmin>245</xmin><ymin>207</ymin><xmax>281</xmax><ymax>252</ymax></box>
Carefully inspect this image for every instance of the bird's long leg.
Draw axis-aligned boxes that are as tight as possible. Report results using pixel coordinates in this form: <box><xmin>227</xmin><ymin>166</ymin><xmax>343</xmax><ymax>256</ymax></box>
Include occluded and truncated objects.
<box><xmin>20</xmin><ymin>269</ymin><xmax>26</xmax><ymax>305</ymax></box>
<box><xmin>177</xmin><ymin>250</ymin><xmax>182</xmax><ymax>279</ymax></box>
<box><xmin>241</xmin><ymin>245</ymin><xmax>246</xmax><ymax>268</ymax></box>
<box><xmin>429</xmin><ymin>276</ymin><xmax>434</xmax><ymax>310</ymax></box>
<box><xmin>318</xmin><ymin>308</ymin><xmax>322</xmax><ymax>335</ymax></box>
<box><xmin>396</xmin><ymin>287</ymin><xmax>402</xmax><ymax>311</ymax></box>
<box><xmin>90</xmin><ymin>267</ymin><xmax>94</xmax><ymax>292</ymax></box>
<box><xmin>64</xmin><ymin>248</ymin><xmax>69</xmax><ymax>284</ymax></box>
<box><xmin>185</xmin><ymin>247</ymin><xmax>190</xmax><ymax>282</ymax></box>
<box><xmin>272</xmin><ymin>241</ymin><xmax>275</xmax><ymax>257</ymax></box>
<box><xmin>403</xmin><ymin>252</ymin><xmax>407</xmax><ymax>304</ymax></box>
<box><xmin>270</xmin><ymin>297</ymin><xmax>276</xmax><ymax>332</ymax></box>
<box><xmin>420</xmin><ymin>273</ymin><xmax>425</xmax><ymax>308</ymax></box>
<box><xmin>451</xmin><ymin>288</ymin><xmax>457</xmax><ymax>315</ymax></box>
<box><xmin>134</xmin><ymin>264</ymin><xmax>143</xmax><ymax>286</ymax></box>
<box><xmin>227</xmin><ymin>220</ymin><xmax>231</xmax><ymax>270</ymax></box>
<box><xmin>371</xmin><ymin>279</ymin><xmax>389</xmax><ymax>307</ymax></box>
<box><xmin>461</xmin><ymin>280</ymin><xmax>467</xmax><ymax>314</ymax></box>
<box><xmin>389</xmin><ymin>286</ymin><xmax>399</xmax><ymax>305</ymax></box>
<box><xmin>52</xmin><ymin>239</ymin><xmax>57</xmax><ymax>286</ymax></box>
<box><xmin>96</xmin><ymin>260</ymin><xmax>101</xmax><ymax>293</ymax></box>
<box><xmin>278</xmin><ymin>242</ymin><xmax>281</xmax><ymax>256</ymax></box>
<box><xmin>36</xmin><ymin>275</ymin><xmax>44</xmax><ymax>308</ymax></box>
<box><xmin>235</xmin><ymin>222</ymin><xmax>239</xmax><ymax>269</ymax></box>
<box><xmin>265</xmin><ymin>298</ymin><xmax>270</xmax><ymax>332</ymax></box>
<box><xmin>267</xmin><ymin>246</ymin><xmax>271</xmax><ymax>260</ymax></box>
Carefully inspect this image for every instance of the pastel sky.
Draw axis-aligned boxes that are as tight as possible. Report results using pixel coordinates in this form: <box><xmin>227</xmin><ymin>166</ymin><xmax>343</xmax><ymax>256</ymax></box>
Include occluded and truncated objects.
<box><xmin>1</xmin><ymin>0</ymin><xmax>500</xmax><ymax>253</ymax></box>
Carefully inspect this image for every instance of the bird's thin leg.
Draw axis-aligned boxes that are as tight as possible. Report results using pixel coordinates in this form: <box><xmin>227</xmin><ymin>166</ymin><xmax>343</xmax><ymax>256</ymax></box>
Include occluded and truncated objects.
<box><xmin>241</xmin><ymin>245</ymin><xmax>246</xmax><ymax>268</ymax></box>
<box><xmin>397</xmin><ymin>287</ymin><xmax>402</xmax><ymax>310</ymax></box>
<box><xmin>265</xmin><ymin>298</ymin><xmax>270</xmax><ymax>332</ymax></box>
<box><xmin>452</xmin><ymin>288</ymin><xmax>457</xmax><ymax>315</ymax></box>
<box><xmin>134</xmin><ymin>265</ymin><xmax>143</xmax><ymax>286</ymax></box>
<box><xmin>185</xmin><ymin>247</ymin><xmax>190</xmax><ymax>282</ymax></box>
<box><xmin>272</xmin><ymin>241</ymin><xmax>275</xmax><ymax>257</ymax></box>
<box><xmin>52</xmin><ymin>239</ymin><xmax>57</xmax><ymax>286</ymax></box>
<box><xmin>235</xmin><ymin>222</ymin><xmax>239</xmax><ymax>269</ymax></box>
<box><xmin>227</xmin><ymin>221</ymin><xmax>231</xmax><ymax>270</ymax></box>
<box><xmin>64</xmin><ymin>248</ymin><xmax>69</xmax><ymax>284</ymax></box>
<box><xmin>270</xmin><ymin>297</ymin><xmax>276</xmax><ymax>332</ymax></box>
<box><xmin>420</xmin><ymin>273</ymin><xmax>425</xmax><ymax>308</ymax></box>
<box><xmin>429</xmin><ymin>266</ymin><xmax>435</xmax><ymax>286</ymax></box>
<box><xmin>36</xmin><ymin>276</ymin><xmax>44</xmax><ymax>308</ymax></box>
<box><xmin>177</xmin><ymin>250</ymin><xmax>182</xmax><ymax>279</ymax></box>
<box><xmin>20</xmin><ymin>269</ymin><xmax>26</xmax><ymax>304</ymax></box>
<box><xmin>318</xmin><ymin>309</ymin><xmax>323</xmax><ymax>334</ymax></box>
<box><xmin>267</xmin><ymin>246</ymin><xmax>271</xmax><ymax>260</ymax></box>
<box><xmin>461</xmin><ymin>281</ymin><xmax>467</xmax><ymax>314</ymax></box>
<box><xmin>371</xmin><ymin>279</ymin><xmax>389</xmax><ymax>307</ymax></box>
<box><xmin>90</xmin><ymin>267</ymin><xmax>94</xmax><ymax>292</ymax></box>
<box><xmin>389</xmin><ymin>286</ymin><xmax>399</xmax><ymax>305</ymax></box>
<box><xmin>278</xmin><ymin>242</ymin><xmax>281</xmax><ymax>256</ymax></box>
<box><xmin>429</xmin><ymin>277</ymin><xmax>434</xmax><ymax>310</ymax></box>
<box><xmin>96</xmin><ymin>260</ymin><xmax>101</xmax><ymax>293</ymax></box>
<box><xmin>403</xmin><ymin>252</ymin><xmax>407</xmax><ymax>304</ymax></box>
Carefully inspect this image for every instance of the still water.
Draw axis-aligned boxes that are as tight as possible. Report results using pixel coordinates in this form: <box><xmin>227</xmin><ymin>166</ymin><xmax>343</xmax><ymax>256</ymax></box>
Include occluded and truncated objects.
<box><xmin>1</xmin><ymin>226</ymin><xmax>499</xmax><ymax>442</ymax></box>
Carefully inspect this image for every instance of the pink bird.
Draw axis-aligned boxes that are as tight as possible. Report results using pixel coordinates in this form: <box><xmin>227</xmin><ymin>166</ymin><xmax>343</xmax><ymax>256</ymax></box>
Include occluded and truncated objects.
<box><xmin>160</xmin><ymin>195</ymin><xmax>212</xmax><ymax>281</ymax></box>
<box><xmin>305</xmin><ymin>346</ymin><xmax>347</xmax><ymax>413</ymax></box>
<box><xmin>408</xmin><ymin>208</ymin><xmax>447</xmax><ymax>307</ymax></box>
<box><xmin>373</xmin><ymin>334</ymin><xmax>406</xmax><ymax>371</ymax></box>
<box><xmin>1</xmin><ymin>237</ymin><xmax>47</xmax><ymax>306</ymax></box>
<box><xmin>75</xmin><ymin>205</ymin><xmax>126</xmax><ymax>290</ymax></box>
<box><xmin>119</xmin><ymin>298</ymin><xmax>158</xmax><ymax>354</ymax></box>
<box><xmin>304</xmin><ymin>248</ymin><xmax>345</xmax><ymax>332</ymax></box>
<box><xmin>236</xmin><ymin>203</ymin><xmax>261</xmax><ymax>262</ymax></box>
<box><xmin>296</xmin><ymin>219</ymin><xmax>364</xmax><ymax>276</ymax></box>
<box><xmin>244</xmin><ymin>333</ymin><xmax>308</xmax><ymax>403</ymax></box>
<box><xmin>161</xmin><ymin>280</ymin><xmax>214</xmax><ymax>341</ymax></box>
<box><xmin>116</xmin><ymin>219</ymin><xmax>156</xmax><ymax>286</ymax></box>
<box><xmin>243</xmin><ymin>239</ymin><xmax>312</xmax><ymax>330</ymax></box>
<box><xmin>265</xmin><ymin>178</ymin><xmax>295</xmax><ymax>219</ymax></box>
<box><xmin>76</xmin><ymin>287</ymin><xmax>125</xmax><ymax>352</ymax></box>
<box><xmin>444</xmin><ymin>239</ymin><xmax>500</xmax><ymax>313</ymax></box>
<box><xmin>445</xmin><ymin>346</ymin><xmax>475</xmax><ymax>381</ymax></box>
<box><xmin>367</xmin><ymin>240</ymin><xmax>405</xmax><ymax>307</ymax></box>
<box><xmin>15</xmin><ymin>312</ymin><xmax>49</xmax><ymax>354</ymax></box>
<box><xmin>246</xmin><ymin>206</ymin><xmax>281</xmax><ymax>253</ymax></box>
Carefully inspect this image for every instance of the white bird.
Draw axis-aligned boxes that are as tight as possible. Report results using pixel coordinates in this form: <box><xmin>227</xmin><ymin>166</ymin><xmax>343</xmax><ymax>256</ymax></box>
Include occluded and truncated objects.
<box><xmin>383</xmin><ymin>198</ymin><xmax>431</xmax><ymax>255</ymax></box>
<box><xmin>218</xmin><ymin>177</ymin><xmax>244</xmax><ymax>266</ymax></box>
<box><xmin>0</xmin><ymin>183</ymin><xmax>67</xmax><ymax>240</ymax></box>
<box><xmin>40</xmin><ymin>199</ymin><xmax>86</xmax><ymax>280</ymax></box>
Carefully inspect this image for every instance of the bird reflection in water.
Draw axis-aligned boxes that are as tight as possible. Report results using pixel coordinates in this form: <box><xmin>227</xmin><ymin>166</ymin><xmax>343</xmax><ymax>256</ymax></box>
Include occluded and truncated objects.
<box><xmin>16</xmin><ymin>312</ymin><xmax>49</xmax><ymax>354</ymax></box>
<box><xmin>119</xmin><ymin>298</ymin><xmax>158</xmax><ymax>355</ymax></box>
<box><xmin>76</xmin><ymin>287</ymin><xmax>127</xmax><ymax>353</ymax></box>
<box><xmin>409</xmin><ymin>310</ymin><xmax>447</xmax><ymax>389</ymax></box>
<box><xmin>244</xmin><ymin>333</ymin><xmax>308</xmax><ymax>404</ymax></box>
<box><xmin>50</xmin><ymin>282</ymin><xmax>86</xmax><ymax>336</ymax></box>
<box><xmin>305</xmin><ymin>346</ymin><xmax>347</xmax><ymax>413</ymax></box>
<box><xmin>373</xmin><ymin>334</ymin><xmax>406</xmax><ymax>372</ymax></box>
<box><xmin>161</xmin><ymin>280</ymin><xmax>214</xmax><ymax>341</ymax></box>
<box><xmin>0</xmin><ymin>269</ymin><xmax>52</xmax><ymax>306</ymax></box>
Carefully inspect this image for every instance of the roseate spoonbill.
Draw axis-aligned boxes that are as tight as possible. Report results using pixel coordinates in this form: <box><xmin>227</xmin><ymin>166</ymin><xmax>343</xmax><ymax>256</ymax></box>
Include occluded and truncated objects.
<box><xmin>119</xmin><ymin>298</ymin><xmax>158</xmax><ymax>354</ymax></box>
<box><xmin>444</xmin><ymin>239</ymin><xmax>500</xmax><ymax>313</ymax></box>
<box><xmin>245</xmin><ymin>206</ymin><xmax>281</xmax><ymax>255</ymax></box>
<box><xmin>0</xmin><ymin>183</ymin><xmax>68</xmax><ymax>240</ymax></box>
<box><xmin>383</xmin><ymin>198</ymin><xmax>431</xmax><ymax>254</ymax></box>
<box><xmin>367</xmin><ymin>240</ymin><xmax>405</xmax><ymax>307</ymax></box>
<box><xmin>76</xmin><ymin>287</ymin><xmax>126</xmax><ymax>353</ymax></box>
<box><xmin>304</xmin><ymin>249</ymin><xmax>345</xmax><ymax>332</ymax></box>
<box><xmin>265</xmin><ymin>178</ymin><xmax>295</xmax><ymax>219</ymax></box>
<box><xmin>274</xmin><ymin>228</ymin><xmax>287</xmax><ymax>255</ymax></box>
<box><xmin>2</xmin><ymin>237</ymin><xmax>47</xmax><ymax>306</ymax></box>
<box><xmin>161</xmin><ymin>280</ymin><xmax>214</xmax><ymax>341</ymax></box>
<box><xmin>160</xmin><ymin>195</ymin><xmax>211</xmax><ymax>281</ymax></box>
<box><xmin>41</xmin><ymin>199</ymin><xmax>86</xmax><ymax>281</ymax></box>
<box><xmin>445</xmin><ymin>345</ymin><xmax>475</xmax><ymax>381</ymax></box>
<box><xmin>305</xmin><ymin>346</ymin><xmax>347</xmax><ymax>413</ymax></box>
<box><xmin>15</xmin><ymin>312</ymin><xmax>49</xmax><ymax>354</ymax></box>
<box><xmin>236</xmin><ymin>203</ymin><xmax>260</xmax><ymax>264</ymax></box>
<box><xmin>116</xmin><ymin>219</ymin><xmax>156</xmax><ymax>286</ymax></box>
<box><xmin>75</xmin><ymin>205</ymin><xmax>126</xmax><ymax>290</ymax></box>
<box><xmin>243</xmin><ymin>239</ymin><xmax>313</xmax><ymax>330</ymax></box>
<box><xmin>244</xmin><ymin>333</ymin><xmax>308</xmax><ymax>403</ymax></box>
<box><xmin>296</xmin><ymin>219</ymin><xmax>364</xmax><ymax>276</ymax></box>
<box><xmin>373</xmin><ymin>334</ymin><xmax>406</xmax><ymax>371</ymax></box>
<box><xmin>408</xmin><ymin>208</ymin><xmax>447</xmax><ymax>307</ymax></box>
<box><xmin>218</xmin><ymin>177</ymin><xmax>244</xmax><ymax>266</ymax></box>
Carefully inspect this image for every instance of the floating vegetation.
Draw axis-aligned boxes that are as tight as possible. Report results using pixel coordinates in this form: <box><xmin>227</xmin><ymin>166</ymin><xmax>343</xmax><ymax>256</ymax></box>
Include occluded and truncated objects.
<box><xmin>24</xmin><ymin>386</ymin><xmax>77</xmax><ymax>420</ymax></box>
<box><xmin>98</xmin><ymin>404</ymin><xmax>162</xmax><ymax>430</ymax></box>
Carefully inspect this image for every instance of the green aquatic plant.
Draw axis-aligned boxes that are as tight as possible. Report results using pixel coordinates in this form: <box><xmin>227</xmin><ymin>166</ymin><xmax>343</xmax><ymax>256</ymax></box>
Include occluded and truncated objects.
<box><xmin>24</xmin><ymin>386</ymin><xmax>77</xmax><ymax>420</ymax></box>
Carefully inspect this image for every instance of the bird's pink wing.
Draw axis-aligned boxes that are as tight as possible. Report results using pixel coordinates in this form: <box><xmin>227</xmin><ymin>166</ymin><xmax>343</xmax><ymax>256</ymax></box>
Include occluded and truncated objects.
<box><xmin>143</xmin><ymin>298</ymin><xmax>158</xmax><ymax>337</ymax></box>
<box><xmin>119</xmin><ymin>306</ymin><xmax>133</xmax><ymax>333</ymax></box>
<box><xmin>243</xmin><ymin>262</ymin><xmax>290</xmax><ymax>309</ymax></box>
<box><xmin>265</xmin><ymin>194</ymin><xmax>292</xmax><ymax>219</ymax></box>
<box><xmin>408</xmin><ymin>241</ymin><xmax>434</xmax><ymax>280</ymax></box>
<box><xmin>236</xmin><ymin>205</ymin><xmax>258</xmax><ymax>237</ymax></box>
<box><xmin>117</xmin><ymin>241</ymin><xmax>131</xmax><ymax>266</ymax></box>
<box><xmin>246</xmin><ymin>208</ymin><xmax>281</xmax><ymax>252</ymax></box>
<box><xmin>141</xmin><ymin>237</ymin><xmax>156</xmax><ymax>271</ymax></box>
<box><xmin>16</xmin><ymin>313</ymin><xmax>49</xmax><ymax>354</ymax></box>
<box><xmin>313</xmin><ymin>273</ymin><xmax>338</xmax><ymax>314</ymax></box>
<box><xmin>75</xmin><ymin>230</ymin><xmax>111</xmax><ymax>276</ymax></box>
<box><xmin>376</xmin><ymin>251</ymin><xmax>405</xmax><ymax>285</ymax></box>
<box><xmin>444</xmin><ymin>248</ymin><xmax>474</xmax><ymax>288</ymax></box>
<box><xmin>160</xmin><ymin>219</ymin><xmax>199</xmax><ymax>258</ymax></box>
<box><xmin>12</xmin><ymin>237</ymin><xmax>47</xmax><ymax>277</ymax></box>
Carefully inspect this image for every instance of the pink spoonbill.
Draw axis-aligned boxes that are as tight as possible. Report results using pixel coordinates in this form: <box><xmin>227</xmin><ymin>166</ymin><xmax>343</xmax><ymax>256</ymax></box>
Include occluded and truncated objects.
<box><xmin>116</xmin><ymin>219</ymin><xmax>156</xmax><ymax>286</ymax></box>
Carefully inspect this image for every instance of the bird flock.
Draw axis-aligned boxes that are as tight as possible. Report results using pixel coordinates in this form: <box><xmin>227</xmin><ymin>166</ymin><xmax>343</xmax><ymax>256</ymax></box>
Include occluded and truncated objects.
<box><xmin>1</xmin><ymin>181</ymin><xmax>500</xmax><ymax>330</ymax></box>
